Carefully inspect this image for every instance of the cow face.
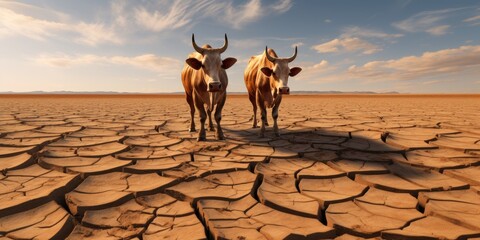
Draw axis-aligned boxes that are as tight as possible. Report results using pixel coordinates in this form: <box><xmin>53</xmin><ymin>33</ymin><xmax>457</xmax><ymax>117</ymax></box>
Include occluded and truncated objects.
<box><xmin>186</xmin><ymin>34</ymin><xmax>237</xmax><ymax>92</ymax></box>
<box><xmin>261</xmin><ymin>46</ymin><xmax>302</xmax><ymax>95</ymax></box>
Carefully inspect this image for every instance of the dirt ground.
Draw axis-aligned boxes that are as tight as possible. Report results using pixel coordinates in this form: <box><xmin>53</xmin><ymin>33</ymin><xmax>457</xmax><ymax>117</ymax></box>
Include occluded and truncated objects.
<box><xmin>0</xmin><ymin>94</ymin><xmax>479</xmax><ymax>239</ymax></box>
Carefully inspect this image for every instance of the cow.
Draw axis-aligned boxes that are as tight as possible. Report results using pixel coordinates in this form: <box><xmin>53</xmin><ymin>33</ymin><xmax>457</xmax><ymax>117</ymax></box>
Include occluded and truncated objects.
<box><xmin>181</xmin><ymin>34</ymin><xmax>237</xmax><ymax>141</ymax></box>
<box><xmin>244</xmin><ymin>46</ymin><xmax>302</xmax><ymax>137</ymax></box>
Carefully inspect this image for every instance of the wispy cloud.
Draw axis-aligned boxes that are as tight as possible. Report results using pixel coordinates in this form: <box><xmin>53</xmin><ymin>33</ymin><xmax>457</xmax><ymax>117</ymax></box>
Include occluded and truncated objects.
<box><xmin>392</xmin><ymin>7</ymin><xmax>476</xmax><ymax>35</ymax></box>
<box><xmin>464</xmin><ymin>15</ymin><xmax>480</xmax><ymax>26</ymax></box>
<box><xmin>111</xmin><ymin>0</ymin><xmax>127</xmax><ymax>27</ymax></box>
<box><xmin>302</xmin><ymin>45</ymin><xmax>480</xmax><ymax>85</ymax></box>
<box><xmin>0</xmin><ymin>7</ymin><xmax>66</xmax><ymax>40</ymax></box>
<box><xmin>134</xmin><ymin>1</ymin><xmax>206</xmax><ymax>32</ymax></box>
<box><xmin>464</xmin><ymin>15</ymin><xmax>480</xmax><ymax>22</ymax></box>
<box><xmin>0</xmin><ymin>2</ymin><xmax>122</xmax><ymax>46</ymax></box>
<box><xmin>312</xmin><ymin>37</ymin><xmax>381</xmax><ymax>55</ymax></box>
<box><xmin>426</xmin><ymin>24</ymin><xmax>450</xmax><ymax>36</ymax></box>
<box><xmin>223</xmin><ymin>0</ymin><xmax>262</xmax><ymax>29</ymax></box>
<box><xmin>74</xmin><ymin>22</ymin><xmax>122</xmax><ymax>46</ymax></box>
<box><xmin>34</xmin><ymin>53</ymin><xmax>182</xmax><ymax>74</ymax></box>
<box><xmin>311</xmin><ymin>26</ymin><xmax>402</xmax><ymax>55</ymax></box>
<box><xmin>348</xmin><ymin>45</ymin><xmax>480</xmax><ymax>81</ymax></box>
<box><xmin>133</xmin><ymin>0</ymin><xmax>290</xmax><ymax>32</ymax></box>
<box><xmin>271</xmin><ymin>0</ymin><xmax>293</xmax><ymax>13</ymax></box>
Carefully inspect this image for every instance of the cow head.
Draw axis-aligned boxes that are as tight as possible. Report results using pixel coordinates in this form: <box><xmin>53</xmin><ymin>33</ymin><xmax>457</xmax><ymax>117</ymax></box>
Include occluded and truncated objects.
<box><xmin>185</xmin><ymin>34</ymin><xmax>237</xmax><ymax>92</ymax></box>
<box><xmin>260</xmin><ymin>46</ymin><xmax>302</xmax><ymax>95</ymax></box>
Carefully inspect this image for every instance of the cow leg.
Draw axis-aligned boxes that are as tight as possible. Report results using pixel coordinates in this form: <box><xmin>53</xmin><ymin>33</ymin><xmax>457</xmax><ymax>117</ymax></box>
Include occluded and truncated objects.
<box><xmin>248</xmin><ymin>93</ymin><xmax>258</xmax><ymax>128</ymax></box>
<box><xmin>264</xmin><ymin>111</ymin><xmax>269</xmax><ymax>126</ymax></box>
<box><xmin>207</xmin><ymin>109</ymin><xmax>215</xmax><ymax>131</ymax></box>
<box><xmin>272</xmin><ymin>96</ymin><xmax>282</xmax><ymax>137</ymax></box>
<box><xmin>214</xmin><ymin>94</ymin><xmax>226</xmax><ymax>140</ymax></box>
<box><xmin>194</xmin><ymin>96</ymin><xmax>207</xmax><ymax>141</ymax></box>
<box><xmin>256</xmin><ymin>90</ymin><xmax>267</xmax><ymax>137</ymax></box>
<box><xmin>186</xmin><ymin>94</ymin><xmax>196</xmax><ymax>132</ymax></box>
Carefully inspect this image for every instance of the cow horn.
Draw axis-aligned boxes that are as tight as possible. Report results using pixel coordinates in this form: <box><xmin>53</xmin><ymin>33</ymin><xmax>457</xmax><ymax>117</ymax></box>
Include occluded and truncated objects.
<box><xmin>192</xmin><ymin>34</ymin><xmax>205</xmax><ymax>54</ymax></box>
<box><xmin>287</xmin><ymin>46</ymin><xmax>297</xmax><ymax>63</ymax></box>
<box><xmin>217</xmin><ymin>34</ymin><xmax>228</xmax><ymax>53</ymax></box>
<box><xmin>265</xmin><ymin>46</ymin><xmax>277</xmax><ymax>63</ymax></box>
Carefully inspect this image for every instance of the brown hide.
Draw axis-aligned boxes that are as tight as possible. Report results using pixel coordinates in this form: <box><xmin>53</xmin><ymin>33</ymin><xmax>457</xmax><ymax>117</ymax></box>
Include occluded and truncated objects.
<box><xmin>244</xmin><ymin>48</ymin><xmax>278</xmax><ymax>108</ymax></box>
<box><xmin>181</xmin><ymin>45</ymin><xmax>228</xmax><ymax>110</ymax></box>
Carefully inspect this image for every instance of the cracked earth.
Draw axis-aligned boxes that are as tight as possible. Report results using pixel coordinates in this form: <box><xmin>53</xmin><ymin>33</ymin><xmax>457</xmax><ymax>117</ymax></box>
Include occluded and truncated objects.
<box><xmin>0</xmin><ymin>94</ymin><xmax>479</xmax><ymax>240</ymax></box>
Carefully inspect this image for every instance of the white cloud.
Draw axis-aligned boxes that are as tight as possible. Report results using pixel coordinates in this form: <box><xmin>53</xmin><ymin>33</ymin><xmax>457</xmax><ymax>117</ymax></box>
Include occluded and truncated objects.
<box><xmin>74</xmin><ymin>22</ymin><xmax>123</xmax><ymax>46</ymax></box>
<box><xmin>464</xmin><ymin>15</ymin><xmax>480</xmax><ymax>22</ymax></box>
<box><xmin>0</xmin><ymin>7</ymin><xmax>66</xmax><ymax>40</ymax></box>
<box><xmin>0</xmin><ymin>0</ymin><xmax>69</xmax><ymax>21</ymax></box>
<box><xmin>464</xmin><ymin>15</ymin><xmax>480</xmax><ymax>26</ymax></box>
<box><xmin>111</xmin><ymin>0</ymin><xmax>127</xmax><ymax>27</ymax></box>
<box><xmin>311</xmin><ymin>26</ymin><xmax>402</xmax><ymax>55</ymax></box>
<box><xmin>133</xmin><ymin>1</ymin><xmax>201</xmax><ymax>32</ymax></box>
<box><xmin>301</xmin><ymin>45</ymin><xmax>480</xmax><ymax>85</ymax></box>
<box><xmin>34</xmin><ymin>53</ymin><xmax>182</xmax><ymax>73</ymax></box>
<box><xmin>271</xmin><ymin>0</ymin><xmax>292</xmax><ymax>13</ymax></box>
<box><xmin>0</xmin><ymin>3</ymin><xmax>122</xmax><ymax>46</ymax></box>
<box><xmin>393</xmin><ymin>7</ymin><xmax>472</xmax><ymax>35</ymax></box>
<box><xmin>223</xmin><ymin>0</ymin><xmax>262</xmax><ymax>29</ymax></box>
<box><xmin>312</xmin><ymin>37</ymin><xmax>381</xmax><ymax>55</ymax></box>
<box><xmin>324</xmin><ymin>19</ymin><xmax>331</xmax><ymax>23</ymax></box>
<box><xmin>426</xmin><ymin>25</ymin><xmax>450</xmax><ymax>36</ymax></box>
<box><xmin>348</xmin><ymin>45</ymin><xmax>480</xmax><ymax>81</ymax></box>
<box><xmin>134</xmin><ymin>0</ymin><xmax>290</xmax><ymax>31</ymax></box>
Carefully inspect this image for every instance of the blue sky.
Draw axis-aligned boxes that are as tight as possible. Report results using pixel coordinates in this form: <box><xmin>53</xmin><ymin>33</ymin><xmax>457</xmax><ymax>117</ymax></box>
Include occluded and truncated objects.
<box><xmin>1</xmin><ymin>0</ymin><xmax>479</xmax><ymax>93</ymax></box>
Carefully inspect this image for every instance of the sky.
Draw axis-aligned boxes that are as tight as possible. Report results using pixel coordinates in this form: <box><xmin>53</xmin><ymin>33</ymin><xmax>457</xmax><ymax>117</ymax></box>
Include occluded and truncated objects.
<box><xmin>1</xmin><ymin>0</ymin><xmax>480</xmax><ymax>93</ymax></box>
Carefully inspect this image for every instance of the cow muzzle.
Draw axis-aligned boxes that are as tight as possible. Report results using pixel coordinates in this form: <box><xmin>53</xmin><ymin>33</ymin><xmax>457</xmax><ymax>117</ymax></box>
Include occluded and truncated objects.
<box><xmin>279</xmin><ymin>87</ymin><xmax>290</xmax><ymax>95</ymax></box>
<box><xmin>208</xmin><ymin>82</ymin><xmax>222</xmax><ymax>92</ymax></box>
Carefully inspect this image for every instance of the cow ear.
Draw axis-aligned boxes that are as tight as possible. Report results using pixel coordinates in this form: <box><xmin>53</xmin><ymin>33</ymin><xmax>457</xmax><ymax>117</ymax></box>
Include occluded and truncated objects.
<box><xmin>261</xmin><ymin>67</ymin><xmax>273</xmax><ymax>77</ymax></box>
<box><xmin>289</xmin><ymin>67</ymin><xmax>302</xmax><ymax>77</ymax></box>
<box><xmin>186</xmin><ymin>58</ymin><xmax>202</xmax><ymax>70</ymax></box>
<box><xmin>221</xmin><ymin>57</ymin><xmax>237</xmax><ymax>69</ymax></box>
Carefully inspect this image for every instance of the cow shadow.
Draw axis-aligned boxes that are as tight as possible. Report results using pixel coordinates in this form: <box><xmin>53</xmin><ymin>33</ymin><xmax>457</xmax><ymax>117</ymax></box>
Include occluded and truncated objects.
<box><xmin>221</xmin><ymin>121</ymin><xmax>474</xmax><ymax>192</ymax></box>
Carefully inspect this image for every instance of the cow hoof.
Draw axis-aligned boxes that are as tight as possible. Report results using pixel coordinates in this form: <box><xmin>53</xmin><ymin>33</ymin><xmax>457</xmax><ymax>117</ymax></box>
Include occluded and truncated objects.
<box><xmin>252</xmin><ymin>125</ymin><xmax>259</xmax><ymax>128</ymax></box>
<box><xmin>216</xmin><ymin>135</ymin><xmax>225</xmax><ymax>140</ymax></box>
<box><xmin>265</xmin><ymin>122</ymin><xmax>269</xmax><ymax>126</ymax></box>
<box><xmin>208</xmin><ymin>127</ymin><xmax>215</xmax><ymax>132</ymax></box>
<box><xmin>197</xmin><ymin>136</ymin><xmax>206</xmax><ymax>141</ymax></box>
<box><xmin>274</xmin><ymin>132</ymin><xmax>280</xmax><ymax>137</ymax></box>
<box><xmin>189</xmin><ymin>128</ymin><xmax>196</xmax><ymax>132</ymax></box>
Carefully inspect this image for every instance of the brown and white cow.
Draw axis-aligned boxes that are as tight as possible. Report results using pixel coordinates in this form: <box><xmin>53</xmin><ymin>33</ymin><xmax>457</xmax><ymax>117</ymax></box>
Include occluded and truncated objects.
<box><xmin>181</xmin><ymin>34</ymin><xmax>237</xmax><ymax>141</ymax></box>
<box><xmin>244</xmin><ymin>46</ymin><xmax>301</xmax><ymax>137</ymax></box>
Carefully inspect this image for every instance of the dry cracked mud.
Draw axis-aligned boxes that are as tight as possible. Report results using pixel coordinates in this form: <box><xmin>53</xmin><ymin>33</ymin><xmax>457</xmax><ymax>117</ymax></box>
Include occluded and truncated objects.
<box><xmin>0</xmin><ymin>94</ymin><xmax>479</xmax><ymax>240</ymax></box>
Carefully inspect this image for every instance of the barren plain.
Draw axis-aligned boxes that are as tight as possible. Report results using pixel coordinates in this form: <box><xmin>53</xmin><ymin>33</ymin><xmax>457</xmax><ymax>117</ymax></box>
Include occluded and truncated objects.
<box><xmin>0</xmin><ymin>94</ymin><xmax>479</xmax><ymax>240</ymax></box>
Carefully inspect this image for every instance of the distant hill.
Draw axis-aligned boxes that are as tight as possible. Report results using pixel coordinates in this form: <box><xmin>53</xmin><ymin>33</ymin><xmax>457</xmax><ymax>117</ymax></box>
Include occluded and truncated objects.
<box><xmin>0</xmin><ymin>91</ymin><xmax>400</xmax><ymax>94</ymax></box>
